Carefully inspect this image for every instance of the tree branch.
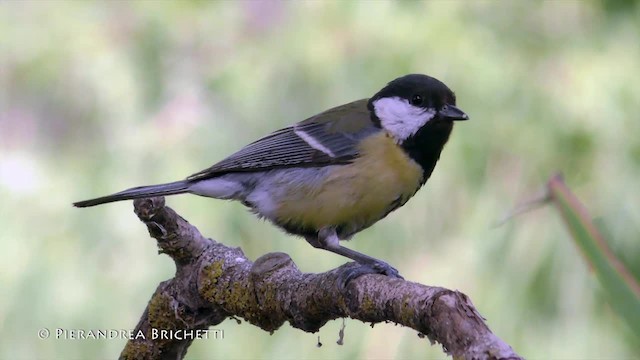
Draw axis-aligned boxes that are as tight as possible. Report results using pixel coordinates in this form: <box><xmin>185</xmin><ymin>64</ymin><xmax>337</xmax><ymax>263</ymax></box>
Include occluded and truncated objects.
<box><xmin>119</xmin><ymin>197</ymin><xmax>521</xmax><ymax>360</ymax></box>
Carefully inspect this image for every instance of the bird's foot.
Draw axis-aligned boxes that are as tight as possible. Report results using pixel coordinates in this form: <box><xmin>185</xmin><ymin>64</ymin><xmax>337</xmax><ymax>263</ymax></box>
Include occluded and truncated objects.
<box><xmin>338</xmin><ymin>260</ymin><xmax>403</xmax><ymax>291</ymax></box>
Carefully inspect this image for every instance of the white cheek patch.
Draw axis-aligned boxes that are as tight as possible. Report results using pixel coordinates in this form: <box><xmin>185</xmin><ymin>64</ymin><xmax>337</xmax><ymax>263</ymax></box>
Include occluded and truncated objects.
<box><xmin>372</xmin><ymin>97</ymin><xmax>436</xmax><ymax>141</ymax></box>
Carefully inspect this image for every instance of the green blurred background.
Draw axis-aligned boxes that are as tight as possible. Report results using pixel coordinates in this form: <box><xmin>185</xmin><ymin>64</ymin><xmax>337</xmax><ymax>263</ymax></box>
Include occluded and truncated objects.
<box><xmin>1</xmin><ymin>1</ymin><xmax>639</xmax><ymax>359</ymax></box>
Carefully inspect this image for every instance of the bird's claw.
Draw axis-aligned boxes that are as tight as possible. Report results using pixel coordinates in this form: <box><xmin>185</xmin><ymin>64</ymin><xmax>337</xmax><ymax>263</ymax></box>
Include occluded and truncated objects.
<box><xmin>338</xmin><ymin>261</ymin><xmax>403</xmax><ymax>291</ymax></box>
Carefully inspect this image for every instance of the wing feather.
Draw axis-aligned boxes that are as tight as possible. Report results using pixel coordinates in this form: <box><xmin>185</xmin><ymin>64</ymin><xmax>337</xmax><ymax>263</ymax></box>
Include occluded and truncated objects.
<box><xmin>187</xmin><ymin>99</ymin><xmax>379</xmax><ymax>181</ymax></box>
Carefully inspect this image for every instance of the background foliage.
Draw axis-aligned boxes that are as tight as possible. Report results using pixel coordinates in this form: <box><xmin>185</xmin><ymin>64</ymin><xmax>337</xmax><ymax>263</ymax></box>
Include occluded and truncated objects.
<box><xmin>1</xmin><ymin>1</ymin><xmax>639</xmax><ymax>359</ymax></box>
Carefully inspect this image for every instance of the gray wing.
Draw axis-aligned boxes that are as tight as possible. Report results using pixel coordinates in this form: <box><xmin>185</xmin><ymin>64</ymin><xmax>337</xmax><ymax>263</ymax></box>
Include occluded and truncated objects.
<box><xmin>187</xmin><ymin>99</ymin><xmax>379</xmax><ymax>181</ymax></box>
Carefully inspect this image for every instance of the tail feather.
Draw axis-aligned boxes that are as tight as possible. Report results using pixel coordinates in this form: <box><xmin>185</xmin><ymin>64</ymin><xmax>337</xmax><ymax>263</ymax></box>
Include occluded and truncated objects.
<box><xmin>73</xmin><ymin>180</ymin><xmax>190</xmax><ymax>208</ymax></box>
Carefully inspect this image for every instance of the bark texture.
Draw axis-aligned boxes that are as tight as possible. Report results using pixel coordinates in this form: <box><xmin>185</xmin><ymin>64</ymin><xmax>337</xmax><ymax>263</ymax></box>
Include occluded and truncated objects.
<box><xmin>119</xmin><ymin>197</ymin><xmax>521</xmax><ymax>360</ymax></box>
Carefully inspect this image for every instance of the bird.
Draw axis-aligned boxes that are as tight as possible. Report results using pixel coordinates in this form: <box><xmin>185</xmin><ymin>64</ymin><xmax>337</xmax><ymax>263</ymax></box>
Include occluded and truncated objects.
<box><xmin>74</xmin><ymin>74</ymin><xmax>469</xmax><ymax>280</ymax></box>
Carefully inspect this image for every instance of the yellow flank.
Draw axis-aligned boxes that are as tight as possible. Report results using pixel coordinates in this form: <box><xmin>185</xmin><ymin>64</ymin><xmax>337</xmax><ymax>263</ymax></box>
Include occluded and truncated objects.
<box><xmin>274</xmin><ymin>132</ymin><xmax>424</xmax><ymax>231</ymax></box>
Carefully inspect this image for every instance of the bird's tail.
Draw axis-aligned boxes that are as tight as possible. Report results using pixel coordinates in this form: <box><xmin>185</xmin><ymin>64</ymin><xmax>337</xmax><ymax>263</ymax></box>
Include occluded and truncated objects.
<box><xmin>73</xmin><ymin>180</ymin><xmax>191</xmax><ymax>208</ymax></box>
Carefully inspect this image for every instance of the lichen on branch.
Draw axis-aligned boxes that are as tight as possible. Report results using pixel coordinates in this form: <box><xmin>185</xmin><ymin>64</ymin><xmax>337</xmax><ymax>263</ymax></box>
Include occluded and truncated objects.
<box><xmin>120</xmin><ymin>197</ymin><xmax>521</xmax><ymax>360</ymax></box>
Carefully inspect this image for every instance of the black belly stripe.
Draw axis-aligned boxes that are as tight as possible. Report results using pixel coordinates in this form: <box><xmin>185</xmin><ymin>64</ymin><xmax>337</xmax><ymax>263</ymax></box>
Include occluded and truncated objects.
<box><xmin>400</xmin><ymin>120</ymin><xmax>453</xmax><ymax>183</ymax></box>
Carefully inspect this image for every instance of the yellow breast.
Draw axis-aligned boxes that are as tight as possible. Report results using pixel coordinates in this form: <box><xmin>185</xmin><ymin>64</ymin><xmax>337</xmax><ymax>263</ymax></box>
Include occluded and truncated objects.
<box><xmin>273</xmin><ymin>132</ymin><xmax>424</xmax><ymax>235</ymax></box>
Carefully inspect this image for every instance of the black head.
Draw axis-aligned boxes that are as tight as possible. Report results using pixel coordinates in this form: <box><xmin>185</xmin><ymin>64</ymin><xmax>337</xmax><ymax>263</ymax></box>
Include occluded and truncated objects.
<box><xmin>367</xmin><ymin>74</ymin><xmax>468</xmax><ymax>143</ymax></box>
<box><xmin>367</xmin><ymin>74</ymin><xmax>469</xmax><ymax>181</ymax></box>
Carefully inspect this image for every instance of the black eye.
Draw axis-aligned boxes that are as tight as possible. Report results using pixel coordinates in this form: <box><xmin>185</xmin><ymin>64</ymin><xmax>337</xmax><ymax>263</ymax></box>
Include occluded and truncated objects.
<box><xmin>410</xmin><ymin>94</ymin><xmax>423</xmax><ymax>106</ymax></box>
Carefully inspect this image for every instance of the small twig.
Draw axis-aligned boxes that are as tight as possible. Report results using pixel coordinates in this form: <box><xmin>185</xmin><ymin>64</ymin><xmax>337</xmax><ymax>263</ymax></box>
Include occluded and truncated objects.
<box><xmin>336</xmin><ymin>319</ymin><xmax>346</xmax><ymax>346</ymax></box>
<box><xmin>493</xmin><ymin>187</ymin><xmax>551</xmax><ymax>227</ymax></box>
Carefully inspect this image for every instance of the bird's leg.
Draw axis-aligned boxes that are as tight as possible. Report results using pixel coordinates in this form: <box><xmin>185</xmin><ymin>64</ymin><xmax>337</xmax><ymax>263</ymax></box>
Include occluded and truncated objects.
<box><xmin>305</xmin><ymin>227</ymin><xmax>403</xmax><ymax>287</ymax></box>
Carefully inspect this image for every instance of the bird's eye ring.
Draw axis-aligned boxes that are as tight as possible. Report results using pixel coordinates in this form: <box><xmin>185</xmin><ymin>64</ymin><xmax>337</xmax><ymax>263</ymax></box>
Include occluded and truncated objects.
<box><xmin>411</xmin><ymin>94</ymin><xmax>423</xmax><ymax>106</ymax></box>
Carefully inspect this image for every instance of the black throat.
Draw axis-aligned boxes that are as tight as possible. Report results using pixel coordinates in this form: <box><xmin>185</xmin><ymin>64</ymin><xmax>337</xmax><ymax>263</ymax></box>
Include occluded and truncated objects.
<box><xmin>400</xmin><ymin>121</ymin><xmax>454</xmax><ymax>184</ymax></box>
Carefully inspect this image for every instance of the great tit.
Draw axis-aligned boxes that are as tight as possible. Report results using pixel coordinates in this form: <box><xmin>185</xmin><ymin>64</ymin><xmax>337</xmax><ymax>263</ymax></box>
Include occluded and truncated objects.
<box><xmin>74</xmin><ymin>74</ymin><xmax>469</xmax><ymax>279</ymax></box>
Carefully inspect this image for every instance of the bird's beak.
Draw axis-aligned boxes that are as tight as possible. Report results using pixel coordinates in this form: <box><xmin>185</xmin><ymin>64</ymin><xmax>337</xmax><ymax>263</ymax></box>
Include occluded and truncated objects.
<box><xmin>439</xmin><ymin>104</ymin><xmax>469</xmax><ymax>121</ymax></box>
